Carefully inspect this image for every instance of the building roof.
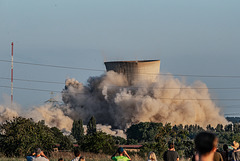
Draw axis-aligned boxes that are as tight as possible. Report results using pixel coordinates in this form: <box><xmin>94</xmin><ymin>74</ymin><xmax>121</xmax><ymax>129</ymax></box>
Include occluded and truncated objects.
<box><xmin>73</xmin><ymin>144</ymin><xmax>79</xmax><ymax>147</ymax></box>
<box><xmin>118</xmin><ymin>145</ymin><xmax>143</xmax><ymax>148</ymax></box>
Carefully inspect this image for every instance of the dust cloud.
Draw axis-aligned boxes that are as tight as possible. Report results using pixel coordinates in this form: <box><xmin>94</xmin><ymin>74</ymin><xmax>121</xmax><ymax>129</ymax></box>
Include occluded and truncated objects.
<box><xmin>0</xmin><ymin>71</ymin><xmax>228</xmax><ymax>137</ymax></box>
<box><xmin>62</xmin><ymin>71</ymin><xmax>228</xmax><ymax>129</ymax></box>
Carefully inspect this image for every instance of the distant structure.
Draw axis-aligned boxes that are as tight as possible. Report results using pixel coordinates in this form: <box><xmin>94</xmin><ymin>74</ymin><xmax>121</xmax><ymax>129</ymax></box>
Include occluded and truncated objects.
<box><xmin>45</xmin><ymin>92</ymin><xmax>58</xmax><ymax>106</ymax></box>
<box><xmin>104</xmin><ymin>60</ymin><xmax>160</xmax><ymax>84</ymax></box>
<box><xmin>117</xmin><ymin>145</ymin><xmax>143</xmax><ymax>152</ymax></box>
<box><xmin>11</xmin><ymin>42</ymin><xmax>14</xmax><ymax>105</ymax></box>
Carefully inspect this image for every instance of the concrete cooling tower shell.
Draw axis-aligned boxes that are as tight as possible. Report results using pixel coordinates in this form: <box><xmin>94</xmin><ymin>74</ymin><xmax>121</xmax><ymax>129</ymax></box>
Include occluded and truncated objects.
<box><xmin>104</xmin><ymin>60</ymin><xmax>160</xmax><ymax>84</ymax></box>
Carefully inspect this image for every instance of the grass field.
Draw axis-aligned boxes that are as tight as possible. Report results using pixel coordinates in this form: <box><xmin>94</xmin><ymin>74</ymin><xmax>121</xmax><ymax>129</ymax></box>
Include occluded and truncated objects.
<box><xmin>0</xmin><ymin>157</ymin><xmax>145</xmax><ymax>161</ymax></box>
<box><xmin>0</xmin><ymin>152</ymin><xmax>145</xmax><ymax>161</ymax></box>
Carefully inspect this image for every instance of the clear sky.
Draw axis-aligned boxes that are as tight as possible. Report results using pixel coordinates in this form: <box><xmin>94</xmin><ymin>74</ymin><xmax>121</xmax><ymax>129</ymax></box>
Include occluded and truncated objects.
<box><xmin>0</xmin><ymin>0</ymin><xmax>240</xmax><ymax>115</ymax></box>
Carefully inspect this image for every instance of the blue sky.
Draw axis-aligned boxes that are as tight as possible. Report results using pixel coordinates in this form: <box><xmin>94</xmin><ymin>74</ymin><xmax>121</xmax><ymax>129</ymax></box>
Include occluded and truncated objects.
<box><xmin>0</xmin><ymin>0</ymin><xmax>240</xmax><ymax>115</ymax></box>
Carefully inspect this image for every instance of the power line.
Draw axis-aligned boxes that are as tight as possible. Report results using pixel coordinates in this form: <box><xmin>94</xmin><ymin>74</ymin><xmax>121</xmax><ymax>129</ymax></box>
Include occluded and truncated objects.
<box><xmin>0</xmin><ymin>59</ymin><xmax>105</xmax><ymax>72</ymax></box>
<box><xmin>160</xmin><ymin>73</ymin><xmax>240</xmax><ymax>78</ymax></box>
<box><xmin>2</xmin><ymin>85</ymin><xmax>240</xmax><ymax>101</ymax></box>
<box><xmin>3</xmin><ymin>77</ymin><xmax>240</xmax><ymax>90</ymax></box>
<box><xmin>220</xmin><ymin>104</ymin><xmax>240</xmax><ymax>108</ymax></box>
<box><xmin>0</xmin><ymin>85</ymin><xmax>61</xmax><ymax>93</ymax></box>
<box><xmin>3</xmin><ymin>75</ymin><xmax>240</xmax><ymax>92</ymax></box>
<box><xmin>223</xmin><ymin>104</ymin><xmax>240</xmax><ymax>108</ymax></box>
<box><xmin>106</xmin><ymin>85</ymin><xmax>240</xmax><ymax>90</ymax></box>
<box><xmin>142</xmin><ymin>97</ymin><xmax>240</xmax><ymax>101</ymax></box>
<box><xmin>2</xmin><ymin>59</ymin><xmax>240</xmax><ymax>78</ymax></box>
<box><xmin>0</xmin><ymin>77</ymin><xmax>65</xmax><ymax>85</ymax></box>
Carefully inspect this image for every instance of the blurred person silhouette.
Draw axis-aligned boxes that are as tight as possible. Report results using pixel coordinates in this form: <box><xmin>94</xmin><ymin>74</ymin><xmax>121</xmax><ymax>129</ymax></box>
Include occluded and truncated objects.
<box><xmin>79</xmin><ymin>156</ymin><xmax>85</xmax><ymax>161</ymax></box>
<box><xmin>231</xmin><ymin>141</ymin><xmax>240</xmax><ymax>161</ymax></box>
<box><xmin>220</xmin><ymin>144</ymin><xmax>229</xmax><ymax>161</ymax></box>
<box><xmin>111</xmin><ymin>147</ymin><xmax>131</xmax><ymax>161</ymax></box>
<box><xmin>148</xmin><ymin>151</ymin><xmax>157</xmax><ymax>161</ymax></box>
<box><xmin>72</xmin><ymin>149</ymin><xmax>81</xmax><ymax>161</ymax></box>
<box><xmin>163</xmin><ymin>141</ymin><xmax>179</xmax><ymax>161</ymax></box>
<box><xmin>193</xmin><ymin>132</ymin><xmax>218</xmax><ymax>161</ymax></box>
<box><xmin>26</xmin><ymin>148</ymin><xmax>49</xmax><ymax>161</ymax></box>
<box><xmin>213</xmin><ymin>151</ymin><xmax>223</xmax><ymax>161</ymax></box>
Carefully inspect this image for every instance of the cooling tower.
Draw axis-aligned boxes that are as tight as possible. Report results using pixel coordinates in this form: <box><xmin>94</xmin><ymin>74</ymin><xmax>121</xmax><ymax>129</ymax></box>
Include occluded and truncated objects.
<box><xmin>104</xmin><ymin>60</ymin><xmax>160</xmax><ymax>84</ymax></box>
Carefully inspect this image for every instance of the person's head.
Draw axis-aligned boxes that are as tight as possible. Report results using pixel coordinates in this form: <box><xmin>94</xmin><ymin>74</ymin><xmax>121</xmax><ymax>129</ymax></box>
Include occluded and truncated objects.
<box><xmin>194</xmin><ymin>132</ymin><xmax>218</xmax><ymax>156</ymax></box>
<box><xmin>223</xmin><ymin>144</ymin><xmax>228</xmax><ymax>151</ymax></box>
<box><xmin>58</xmin><ymin>158</ymin><xmax>64</xmax><ymax>161</ymax></box>
<box><xmin>117</xmin><ymin>147</ymin><xmax>124</xmax><ymax>155</ymax></box>
<box><xmin>168</xmin><ymin>141</ymin><xmax>174</xmax><ymax>149</ymax></box>
<box><xmin>232</xmin><ymin>141</ymin><xmax>239</xmax><ymax>150</ymax></box>
<box><xmin>80</xmin><ymin>156</ymin><xmax>85</xmax><ymax>161</ymax></box>
<box><xmin>148</xmin><ymin>151</ymin><xmax>157</xmax><ymax>161</ymax></box>
<box><xmin>35</xmin><ymin>148</ymin><xmax>42</xmax><ymax>156</ymax></box>
<box><xmin>74</xmin><ymin>149</ymin><xmax>81</xmax><ymax>157</ymax></box>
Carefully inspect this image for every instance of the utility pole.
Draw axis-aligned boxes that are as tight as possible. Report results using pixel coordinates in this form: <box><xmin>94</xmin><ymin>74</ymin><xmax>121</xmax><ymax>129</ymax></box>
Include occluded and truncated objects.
<box><xmin>11</xmin><ymin>42</ymin><xmax>13</xmax><ymax>106</ymax></box>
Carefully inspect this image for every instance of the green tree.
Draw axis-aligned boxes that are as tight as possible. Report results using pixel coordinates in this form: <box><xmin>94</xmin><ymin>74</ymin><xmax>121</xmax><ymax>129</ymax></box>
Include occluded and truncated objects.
<box><xmin>153</xmin><ymin>123</ymin><xmax>192</xmax><ymax>159</ymax></box>
<box><xmin>187</xmin><ymin>124</ymin><xmax>204</xmax><ymax>139</ymax></box>
<box><xmin>113</xmin><ymin>136</ymin><xmax>127</xmax><ymax>145</ymax></box>
<box><xmin>126</xmin><ymin>122</ymin><xmax>163</xmax><ymax>142</ymax></box>
<box><xmin>87</xmin><ymin>116</ymin><xmax>96</xmax><ymax>135</ymax></box>
<box><xmin>206</xmin><ymin>124</ymin><xmax>214</xmax><ymax>132</ymax></box>
<box><xmin>215</xmin><ymin>124</ymin><xmax>224</xmax><ymax>132</ymax></box>
<box><xmin>51</xmin><ymin>127</ymin><xmax>72</xmax><ymax>150</ymax></box>
<box><xmin>153</xmin><ymin>123</ymin><xmax>175</xmax><ymax>157</ymax></box>
<box><xmin>225</xmin><ymin>124</ymin><xmax>233</xmax><ymax>132</ymax></box>
<box><xmin>71</xmin><ymin>119</ymin><xmax>84</xmax><ymax>141</ymax></box>
<box><xmin>81</xmin><ymin>131</ymin><xmax>116</xmax><ymax>154</ymax></box>
<box><xmin>234</xmin><ymin>124</ymin><xmax>240</xmax><ymax>133</ymax></box>
<box><xmin>0</xmin><ymin>117</ymin><xmax>55</xmax><ymax>157</ymax></box>
<box><xmin>173</xmin><ymin>124</ymin><xmax>184</xmax><ymax>132</ymax></box>
<box><xmin>182</xmin><ymin>140</ymin><xmax>194</xmax><ymax>158</ymax></box>
<box><xmin>127</xmin><ymin>138</ymin><xmax>138</xmax><ymax>145</ymax></box>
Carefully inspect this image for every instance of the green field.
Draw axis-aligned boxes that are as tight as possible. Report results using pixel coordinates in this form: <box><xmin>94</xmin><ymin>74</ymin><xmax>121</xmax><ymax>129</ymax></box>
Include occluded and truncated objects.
<box><xmin>0</xmin><ymin>152</ymin><xmax>145</xmax><ymax>161</ymax></box>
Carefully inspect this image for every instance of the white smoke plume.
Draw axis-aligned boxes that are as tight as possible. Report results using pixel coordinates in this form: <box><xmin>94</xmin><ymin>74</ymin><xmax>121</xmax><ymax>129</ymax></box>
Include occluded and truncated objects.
<box><xmin>96</xmin><ymin>124</ymin><xmax>126</xmax><ymax>139</ymax></box>
<box><xmin>62</xmin><ymin>71</ymin><xmax>228</xmax><ymax>129</ymax></box>
<box><xmin>0</xmin><ymin>95</ymin><xmax>20</xmax><ymax>123</ymax></box>
<box><xmin>0</xmin><ymin>70</ymin><xmax>228</xmax><ymax>136</ymax></box>
<box><xmin>0</xmin><ymin>101</ymin><xmax>73</xmax><ymax>132</ymax></box>
<box><xmin>27</xmin><ymin>104</ymin><xmax>73</xmax><ymax>132</ymax></box>
<box><xmin>82</xmin><ymin>124</ymin><xmax>126</xmax><ymax>138</ymax></box>
<box><xmin>0</xmin><ymin>95</ymin><xmax>125</xmax><ymax>137</ymax></box>
<box><xmin>0</xmin><ymin>105</ymin><xmax>19</xmax><ymax>123</ymax></box>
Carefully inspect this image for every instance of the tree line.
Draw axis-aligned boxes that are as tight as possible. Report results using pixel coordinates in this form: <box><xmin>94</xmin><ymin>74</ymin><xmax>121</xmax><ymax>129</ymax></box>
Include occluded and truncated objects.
<box><xmin>1</xmin><ymin>116</ymin><xmax>240</xmax><ymax>159</ymax></box>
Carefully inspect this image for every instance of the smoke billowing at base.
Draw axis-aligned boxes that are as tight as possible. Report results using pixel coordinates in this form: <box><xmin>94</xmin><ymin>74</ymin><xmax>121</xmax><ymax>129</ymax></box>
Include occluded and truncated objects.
<box><xmin>62</xmin><ymin>70</ymin><xmax>228</xmax><ymax>129</ymax></box>
<box><xmin>0</xmin><ymin>96</ymin><xmax>125</xmax><ymax>138</ymax></box>
<box><xmin>0</xmin><ymin>71</ymin><xmax>228</xmax><ymax>137</ymax></box>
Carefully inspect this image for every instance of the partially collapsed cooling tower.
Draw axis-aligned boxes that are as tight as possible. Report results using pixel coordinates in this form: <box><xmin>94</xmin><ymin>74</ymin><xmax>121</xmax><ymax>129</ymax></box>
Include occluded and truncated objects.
<box><xmin>104</xmin><ymin>60</ymin><xmax>160</xmax><ymax>84</ymax></box>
